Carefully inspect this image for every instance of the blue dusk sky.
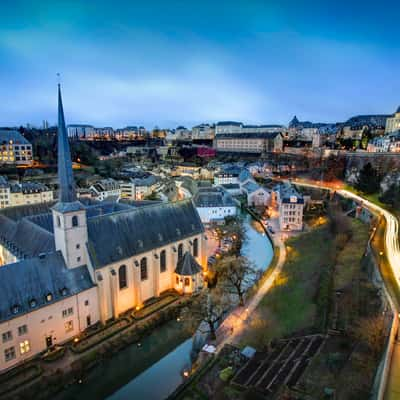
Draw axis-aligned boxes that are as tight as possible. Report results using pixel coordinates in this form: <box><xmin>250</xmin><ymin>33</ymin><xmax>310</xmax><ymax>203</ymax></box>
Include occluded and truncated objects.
<box><xmin>0</xmin><ymin>0</ymin><xmax>399</xmax><ymax>128</ymax></box>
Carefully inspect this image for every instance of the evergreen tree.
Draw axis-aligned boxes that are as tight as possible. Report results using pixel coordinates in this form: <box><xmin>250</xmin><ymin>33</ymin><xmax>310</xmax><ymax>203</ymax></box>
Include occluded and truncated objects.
<box><xmin>355</xmin><ymin>162</ymin><xmax>380</xmax><ymax>194</ymax></box>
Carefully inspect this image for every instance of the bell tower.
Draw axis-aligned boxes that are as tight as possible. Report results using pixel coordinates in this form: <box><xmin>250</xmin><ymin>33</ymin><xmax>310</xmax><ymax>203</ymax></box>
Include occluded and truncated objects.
<box><xmin>52</xmin><ymin>84</ymin><xmax>88</xmax><ymax>268</ymax></box>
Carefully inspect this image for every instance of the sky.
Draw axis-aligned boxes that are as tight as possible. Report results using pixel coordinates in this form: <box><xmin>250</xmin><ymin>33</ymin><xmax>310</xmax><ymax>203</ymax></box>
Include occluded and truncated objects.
<box><xmin>0</xmin><ymin>0</ymin><xmax>399</xmax><ymax>129</ymax></box>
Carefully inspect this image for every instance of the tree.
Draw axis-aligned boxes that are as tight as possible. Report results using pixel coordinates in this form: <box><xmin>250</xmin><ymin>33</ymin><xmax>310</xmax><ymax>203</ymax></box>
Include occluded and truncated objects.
<box><xmin>355</xmin><ymin>162</ymin><xmax>381</xmax><ymax>194</ymax></box>
<box><xmin>219</xmin><ymin>256</ymin><xmax>258</xmax><ymax>306</ymax></box>
<box><xmin>379</xmin><ymin>184</ymin><xmax>400</xmax><ymax>208</ymax></box>
<box><xmin>181</xmin><ymin>288</ymin><xmax>231</xmax><ymax>340</ymax></box>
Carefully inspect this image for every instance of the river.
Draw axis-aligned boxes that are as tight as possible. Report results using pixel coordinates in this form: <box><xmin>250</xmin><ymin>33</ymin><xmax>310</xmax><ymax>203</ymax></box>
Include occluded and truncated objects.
<box><xmin>56</xmin><ymin>213</ymin><xmax>274</xmax><ymax>400</ymax></box>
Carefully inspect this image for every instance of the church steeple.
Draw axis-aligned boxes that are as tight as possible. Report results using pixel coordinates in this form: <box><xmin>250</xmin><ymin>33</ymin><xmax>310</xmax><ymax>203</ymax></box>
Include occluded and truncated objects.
<box><xmin>57</xmin><ymin>84</ymin><xmax>77</xmax><ymax>203</ymax></box>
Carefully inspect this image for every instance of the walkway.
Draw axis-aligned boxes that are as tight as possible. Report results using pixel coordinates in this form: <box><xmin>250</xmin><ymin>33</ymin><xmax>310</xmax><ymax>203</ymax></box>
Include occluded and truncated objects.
<box><xmin>215</xmin><ymin>234</ymin><xmax>286</xmax><ymax>350</ymax></box>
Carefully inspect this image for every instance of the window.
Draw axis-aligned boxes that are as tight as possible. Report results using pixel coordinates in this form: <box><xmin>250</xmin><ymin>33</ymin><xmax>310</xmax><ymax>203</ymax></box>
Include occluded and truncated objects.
<box><xmin>65</xmin><ymin>320</ymin><xmax>74</xmax><ymax>333</ymax></box>
<box><xmin>193</xmin><ymin>238</ymin><xmax>198</xmax><ymax>257</ymax></box>
<box><xmin>72</xmin><ymin>215</ymin><xmax>78</xmax><ymax>227</ymax></box>
<box><xmin>18</xmin><ymin>325</ymin><xmax>28</xmax><ymax>336</ymax></box>
<box><xmin>19</xmin><ymin>340</ymin><xmax>30</xmax><ymax>355</ymax></box>
<box><xmin>76</xmin><ymin>244</ymin><xmax>80</xmax><ymax>249</ymax></box>
<box><xmin>4</xmin><ymin>347</ymin><xmax>16</xmax><ymax>362</ymax></box>
<box><xmin>140</xmin><ymin>258</ymin><xmax>148</xmax><ymax>281</ymax></box>
<box><xmin>62</xmin><ymin>307</ymin><xmax>73</xmax><ymax>318</ymax></box>
<box><xmin>184</xmin><ymin>278</ymin><xmax>190</xmax><ymax>286</ymax></box>
<box><xmin>2</xmin><ymin>331</ymin><xmax>12</xmax><ymax>343</ymax></box>
<box><xmin>77</xmin><ymin>256</ymin><xmax>81</xmax><ymax>263</ymax></box>
<box><xmin>46</xmin><ymin>293</ymin><xmax>52</xmax><ymax>302</ymax></box>
<box><xmin>118</xmin><ymin>265</ymin><xmax>127</xmax><ymax>289</ymax></box>
<box><xmin>57</xmin><ymin>216</ymin><xmax>61</xmax><ymax>227</ymax></box>
<box><xmin>84</xmin><ymin>300</ymin><xmax>89</xmax><ymax>306</ymax></box>
<box><xmin>160</xmin><ymin>250</ymin><xmax>166</xmax><ymax>273</ymax></box>
<box><xmin>176</xmin><ymin>276</ymin><xmax>180</xmax><ymax>285</ymax></box>
<box><xmin>178</xmin><ymin>243</ymin><xmax>183</xmax><ymax>261</ymax></box>
<box><xmin>86</xmin><ymin>315</ymin><xmax>91</xmax><ymax>327</ymax></box>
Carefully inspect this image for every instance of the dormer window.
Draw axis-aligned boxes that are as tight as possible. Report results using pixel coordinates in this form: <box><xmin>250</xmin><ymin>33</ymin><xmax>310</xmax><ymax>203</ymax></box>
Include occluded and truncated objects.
<box><xmin>46</xmin><ymin>293</ymin><xmax>52</xmax><ymax>302</ymax></box>
<box><xmin>29</xmin><ymin>299</ymin><xmax>37</xmax><ymax>308</ymax></box>
<box><xmin>11</xmin><ymin>304</ymin><xmax>20</xmax><ymax>314</ymax></box>
<box><xmin>60</xmin><ymin>287</ymin><xmax>68</xmax><ymax>296</ymax></box>
<box><xmin>72</xmin><ymin>215</ymin><xmax>78</xmax><ymax>227</ymax></box>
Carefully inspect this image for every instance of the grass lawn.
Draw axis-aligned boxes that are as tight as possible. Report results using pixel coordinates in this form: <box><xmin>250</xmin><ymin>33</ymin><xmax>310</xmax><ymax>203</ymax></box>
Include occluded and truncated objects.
<box><xmin>238</xmin><ymin>225</ymin><xmax>335</xmax><ymax>348</ymax></box>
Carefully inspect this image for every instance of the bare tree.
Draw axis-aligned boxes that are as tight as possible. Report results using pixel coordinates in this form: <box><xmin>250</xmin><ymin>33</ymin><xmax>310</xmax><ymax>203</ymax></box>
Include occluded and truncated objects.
<box><xmin>181</xmin><ymin>288</ymin><xmax>231</xmax><ymax>340</ymax></box>
<box><xmin>219</xmin><ymin>256</ymin><xmax>258</xmax><ymax>306</ymax></box>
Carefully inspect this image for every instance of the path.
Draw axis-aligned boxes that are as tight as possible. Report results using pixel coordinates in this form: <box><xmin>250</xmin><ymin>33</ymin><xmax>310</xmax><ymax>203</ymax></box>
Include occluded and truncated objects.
<box><xmin>215</xmin><ymin>234</ymin><xmax>286</xmax><ymax>350</ymax></box>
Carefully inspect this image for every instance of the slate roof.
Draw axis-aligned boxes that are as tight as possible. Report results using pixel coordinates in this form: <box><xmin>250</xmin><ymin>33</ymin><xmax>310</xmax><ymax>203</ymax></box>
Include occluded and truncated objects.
<box><xmin>0</xmin><ymin>130</ymin><xmax>31</xmax><ymax>145</ymax></box>
<box><xmin>0</xmin><ymin>252</ymin><xmax>93</xmax><ymax>323</ymax></box>
<box><xmin>0</xmin><ymin>214</ymin><xmax>55</xmax><ymax>258</ymax></box>
<box><xmin>175</xmin><ymin>251</ymin><xmax>202</xmax><ymax>276</ymax></box>
<box><xmin>238</xmin><ymin>169</ymin><xmax>253</xmax><ymax>183</ymax></box>
<box><xmin>216</xmin><ymin>121</ymin><xmax>242</xmax><ymax>126</ymax></box>
<box><xmin>193</xmin><ymin>187</ymin><xmax>236</xmax><ymax>208</ymax></box>
<box><xmin>242</xmin><ymin>181</ymin><xmax>264</xmax><ymax>194</ymax></box>
<box><xmin>86</xmin><ymin>199</ymin><xmax>204</xmax><ymax>268</ymax></box>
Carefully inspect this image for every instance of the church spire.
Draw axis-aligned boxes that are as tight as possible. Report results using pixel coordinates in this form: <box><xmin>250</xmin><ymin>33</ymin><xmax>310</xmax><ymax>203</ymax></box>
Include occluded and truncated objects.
<box><xmin>57</xmin><ymin>84</ymin><xmax>77</xmax><ymax>203</ymax></box>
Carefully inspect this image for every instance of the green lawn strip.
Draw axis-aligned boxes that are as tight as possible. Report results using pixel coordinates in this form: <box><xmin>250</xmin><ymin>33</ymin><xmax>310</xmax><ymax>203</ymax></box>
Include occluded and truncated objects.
<box><xmin>239</xmin><ymin>226</ymin><xmax>335</xmax><ymax>348</ymax></box>
<box><xmin>42</xmin><ymin>346</ymin><xmax>66</xmax><ymax>362</ymax></box>
<box><xmin>0</xmin><ymin>363</ymin><xmax>43</xmax><ymax>396</ymax></box>
<box><xmin>71</xmin><ymin>317</ymin><xmax>131</xmax><ymax>353</ymax></box>
<box><xmin>133</xmin><ymin>295</ymin><xmax>178</xmax><ymax>320</ymax></box>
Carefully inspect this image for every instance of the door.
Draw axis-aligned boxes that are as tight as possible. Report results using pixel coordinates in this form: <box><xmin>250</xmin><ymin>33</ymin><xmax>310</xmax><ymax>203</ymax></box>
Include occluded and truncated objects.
<box><xmin>46</xmin><ymin>335</ymin><xmax>53</xmax><ymax>348</ymax></box>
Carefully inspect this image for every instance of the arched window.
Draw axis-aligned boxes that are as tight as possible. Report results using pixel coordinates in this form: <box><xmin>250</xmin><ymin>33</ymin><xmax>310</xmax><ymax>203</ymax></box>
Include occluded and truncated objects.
<box><xmin>178</xmin><ymin>243</ymin><xmax>183</xmax><ymax>261</ymax></box>
<box><xmin>140</xmin><ymin>257</ymin><xmax>148</xmax><ymax>281</ymax></box>
<box><xmin>184</xmin><ymin>278</ymin><xmax>190</xmax><ymax>286</ymax></box>
<box><xmin>193</xmin><ymin>238</ymin><xmax>199</xmax><ymax>257</ymax></box>
<box><xmin>118</xmin><ymin>265</ymin><xmax>127</xmax><ymax>289</ymax></box>
<box><xmin>160</xmin><ymin>250</ymin><xmax>166</xmax><ymax>273</ymax></box>
<box><xmin>72</xmin><ymin>215</ymin><xmax>78</xmax><ymax>227</ymax></box>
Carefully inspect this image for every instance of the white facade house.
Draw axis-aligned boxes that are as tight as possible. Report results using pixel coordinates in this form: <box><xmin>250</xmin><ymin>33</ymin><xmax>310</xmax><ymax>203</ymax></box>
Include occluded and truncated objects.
<box><xmin>0</xmin><ymin>177</ymin><xmax>53</xmax><ymax>209</ymax></box>
<box><xmin>191</xmin><ymin>124</ymin><xmax>215</xmax><ymax>140</ymax></box>
<box><xmin>193</xmin><ymin>187</ymin><xmax>237</xmax><ymax>224</ymax></box>
<box><xmin>385</xmin><ymin>107</ymin><xmax>400</xmax><ymax>134</ymax></box>
<box><xmin>89</xmin><ymin>178</ymin><xmax>121</xmax><ymax>201</ymax></box>
<box><xmin>272</xmin><ymin>183</ymin><xmax>304</xmax><ymax>231</ymax></box>
<box><xmin>0</xmin><ymin>130</ymin><xmax>33</xmax><ymax>165</ymax></box>
<box><xmin>214</xmin><ymin>132</ymin><xmax>283</xmax><ymax>153</ymax></box>
<box><xmin>242</xmin><ymin>182</ymin><xmax>270</xmax><ymax>207</ymax></box>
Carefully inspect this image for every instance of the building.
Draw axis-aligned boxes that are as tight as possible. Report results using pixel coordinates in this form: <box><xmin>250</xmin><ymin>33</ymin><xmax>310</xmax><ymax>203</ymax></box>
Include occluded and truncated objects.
<box><xmin>0</xmin><ymin>85</ymin><xmax>206</xmax><ymax>373</ymax></box>
<box><xmin>242</xmin><ymin>181</ymin><xmax>270</xmax><ymax>207</ymax></box>
<box><xmin>191</xmin><ymin>124</ymin><xmax>215</xmax><ymax>140</ymax></box>
<box><xmin>213</xmin><ymin>167</ymin><xmax>241</xmax><ymax>186</ymax></box>
<box><xmin>272</xmin><ymin>183</ymin><xmax>304</xmax><ymax>231</ymax></box>
<box><xmin>89</xmin><ymin>179</ymin><xmax>121</xmax><ymax>201</ymax></box>
<box><xmin>0</xmin><ymin>130</ymin><xmax>33</xmax><ymax>165</ymax></box>
<box><xmin>214</xmin><ymin>132</ymin><xmax>283</xmax><ymax>153</ymax></box>
<box><xmin>174</xmin><ymin>126</ymin><xmax>192</xmax><ymax>140</ymax></box>
<box><xmin>193</xmin><ymin>187</ymin><xmax>237</xmax><ymax>224</ymax></box>
<box><xmin>120</xmin><ymin>175</ymin><xmax>159</xmax><ymax>200</ymax></box>
<box><xmin>367</xmin><ymin>136</ymin><xmax>391</xmax><ymax>153</ymax></box>
<box><xmin>67</xmin><ymin>124</ymin><xmax>95</xmax><ymax>139</ymax></box>
<box><xmin>215</xmin><ymin>121</ymin><xmax>284</xmax><ymax>136</ymax></box>
<box><xmin>385</xmin><ymin>106</ymin><xmax>400</xmax><ymax>134</ymax></box>
<box><xmin>0</xmin><ymin>177</ymin><xmax>53</xmax><ymax>209</ymax></box>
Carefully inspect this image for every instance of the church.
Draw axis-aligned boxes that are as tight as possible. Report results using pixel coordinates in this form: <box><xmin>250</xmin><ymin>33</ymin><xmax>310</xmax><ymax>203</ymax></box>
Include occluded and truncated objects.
<box><xmin>0</xmin><ymin>86</ymin><xmax>206</xmax><ymax>372</ymax></box>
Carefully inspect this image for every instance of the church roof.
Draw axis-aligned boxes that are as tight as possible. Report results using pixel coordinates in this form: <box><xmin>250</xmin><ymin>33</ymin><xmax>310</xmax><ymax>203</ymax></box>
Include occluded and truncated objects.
<box><xmin>0</xmin><ymin>251</ymin><xmax>93</xmax><ymax>323</ymax></box>
<box><xmin>175</xmin><ymin>251</ymin><xmax>202</xmax><ymax>276</ymax></box>
<box><xmin>86</xmin><ymin>199</ymin><xmax>204</xmax><ymax>268</ymax></box>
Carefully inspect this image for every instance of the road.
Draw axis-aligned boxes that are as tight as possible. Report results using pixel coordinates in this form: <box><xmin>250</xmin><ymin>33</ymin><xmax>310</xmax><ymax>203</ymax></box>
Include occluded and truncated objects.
<box><xmin>292</xmin><ymin>179</ymin><xmax>400</xmax><ymax>399</ymax></box>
